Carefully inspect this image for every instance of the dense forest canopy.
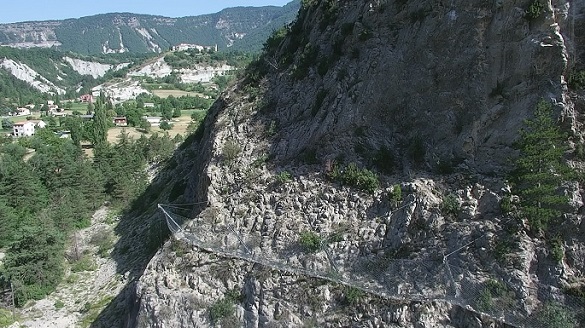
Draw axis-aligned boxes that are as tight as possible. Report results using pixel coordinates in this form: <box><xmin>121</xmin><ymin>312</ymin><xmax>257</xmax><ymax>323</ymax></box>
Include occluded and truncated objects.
<box><xmin>0</xmin><ymin>1</ymin><xmax>288</xmax><ymax>313</ymax></box>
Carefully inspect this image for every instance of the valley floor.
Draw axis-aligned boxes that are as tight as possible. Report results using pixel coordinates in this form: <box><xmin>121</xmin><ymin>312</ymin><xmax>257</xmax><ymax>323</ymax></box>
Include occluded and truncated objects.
<box><xmin>8</xmin><ymin>207</ymin><xmax>129</xmax><ymax>328</ymax></box>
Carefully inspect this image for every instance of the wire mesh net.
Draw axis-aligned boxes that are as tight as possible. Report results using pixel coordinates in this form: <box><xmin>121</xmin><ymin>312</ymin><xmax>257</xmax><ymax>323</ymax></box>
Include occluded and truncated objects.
<box><xmin>158</xmin><ymin>203</ymin><xmax>585</xmax><ymax>328</ymax></box>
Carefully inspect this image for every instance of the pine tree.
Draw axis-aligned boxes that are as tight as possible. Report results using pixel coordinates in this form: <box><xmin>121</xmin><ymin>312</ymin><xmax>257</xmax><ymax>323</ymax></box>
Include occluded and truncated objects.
<box><xmin>4</xmin><ymin>225</ymin><xmax>64</xmax><ymax>305</ymax></box>
<box><xmin>86</xmin><ymin>101</ymin><xmax>94</xmax><ymax>115</ymax></box>
<box><xmin>0</xmin><ymin>198</ymin><xmax>19</xmax><ymax>248</ymax></box>
<box><xmin>0</xmin><ymin>155</ymin><xmax>49</xmax><ymax>214</ymax></box>
<box><xmin>513</xmin><ymin>99</ymin><xmax>574</xmax><ymax>232</ymax></box>
<box><xmin>62</xmin><ymin>116</ymin><xmax>84</xmax><ymax>147</ymax></box>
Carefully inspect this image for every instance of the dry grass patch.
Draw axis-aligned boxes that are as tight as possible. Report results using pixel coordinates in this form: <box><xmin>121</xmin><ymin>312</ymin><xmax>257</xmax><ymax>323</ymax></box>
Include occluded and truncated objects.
<box><xmin>106</xmin><ymin>127</ymin><xmax>145</xmax><ymax>143</ymax></box>
<box><xmin>152</xmin><ymin>90</ymin><xmax>206</xmax><ymax>98</ymax></box>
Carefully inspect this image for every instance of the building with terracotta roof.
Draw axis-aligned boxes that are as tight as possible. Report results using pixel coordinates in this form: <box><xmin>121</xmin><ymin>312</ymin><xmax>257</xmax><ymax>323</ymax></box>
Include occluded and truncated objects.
<box><xmin>12</xmin><ymin>120</ymin><xmax>46</xmax><ymax>137</ymax></box>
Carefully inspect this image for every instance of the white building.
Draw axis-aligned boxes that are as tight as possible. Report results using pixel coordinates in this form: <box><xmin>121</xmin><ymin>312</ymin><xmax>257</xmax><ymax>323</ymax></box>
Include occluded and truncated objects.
<box><xmin>31</xmin><ymin>120</ymin><xmax>47</xmax><ymax>129</ymax></box>
<box><xmin>13</xmin><ymin>121</ymin><xmax>35</xmax><ymax>137</ymax></box>
<box><xmin>143</xmin><ymin>116</ymin><xmax>162</xmax><ymax>126</ymax></box>
<box><xmin>12</xmin><ymin>107</ymin><xmax>31</xmax><ymax>116</ymax></box>
<box><xmin>171</xmin><ymin>43</ymin><xmax>218</xmax><ymax>52</ymax></box>
<box><xmin>12</xmin><ymin>120</ymin><xmax>46</xmax><ymax>137</ymax></box>
<box><xmin>49</xmin><ymin>109</ymin><xmax>67</xmax><ymax>117</ymax></box>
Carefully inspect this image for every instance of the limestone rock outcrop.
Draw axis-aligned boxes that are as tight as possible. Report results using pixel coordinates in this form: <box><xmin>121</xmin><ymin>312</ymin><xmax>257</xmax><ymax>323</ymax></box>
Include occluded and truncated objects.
<box><xmin>129</xmin><ymin>0</ymin><xmax>585</xmax><ymax>327</ymax></box>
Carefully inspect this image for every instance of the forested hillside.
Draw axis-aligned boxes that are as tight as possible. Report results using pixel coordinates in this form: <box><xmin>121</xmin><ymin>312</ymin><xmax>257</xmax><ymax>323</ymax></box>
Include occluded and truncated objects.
<box><xmin>0</xmin><ymin>47</ymin><xmax>153</xmax><ymax>106</ymax></box>
<box><xmin>0</xmin><ymin>68</ymin><xmax>46</xmax><ymax>107</ymax></box>
<box><xmin>0</xmin><ymin>1</ymin><xmax>300</xmax><ymax>55</ymax></box>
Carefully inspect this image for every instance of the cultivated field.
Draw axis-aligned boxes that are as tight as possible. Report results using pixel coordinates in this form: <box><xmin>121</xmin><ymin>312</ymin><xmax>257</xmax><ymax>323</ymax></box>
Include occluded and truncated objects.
<box><xmin>106</xmin><ymin>114</ymin><xmax>192</xmax><ymax>142</ymax></box>
<box><xmin>68</xmin><ymin>102</ymin><xmax>90</xmax><ymax>112</ymax></box>
<box><xmin>152</xmin><ymin>89</ymin><xmax>206</xmax><ymax>98</ymax></box>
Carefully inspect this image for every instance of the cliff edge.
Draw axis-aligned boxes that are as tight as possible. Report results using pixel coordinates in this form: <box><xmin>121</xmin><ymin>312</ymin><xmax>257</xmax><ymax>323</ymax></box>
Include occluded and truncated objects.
<box><xmin>128</xmin><ymin>0</ymin><xmax>585</xmax><ymax>327</ymax></box>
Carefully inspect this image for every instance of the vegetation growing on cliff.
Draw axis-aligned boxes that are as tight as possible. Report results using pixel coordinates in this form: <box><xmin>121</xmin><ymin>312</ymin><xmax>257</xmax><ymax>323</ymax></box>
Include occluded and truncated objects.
<box><xmin>511</xmin><ymin>99</ymin><xmax>573</xmax><ymax>233</ymax></box>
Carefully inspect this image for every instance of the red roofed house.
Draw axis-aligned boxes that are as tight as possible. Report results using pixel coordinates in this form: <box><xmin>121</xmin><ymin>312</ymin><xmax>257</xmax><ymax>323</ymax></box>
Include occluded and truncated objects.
<box><xmin>113</xmin><ymin>117</ymin><xmax>128</xmax><ymax>127</ymax></box>
<box><xmin>79</xmin><ymin>94</ymin><xmax>94</xmax><ymax>103</ymax></box>
<box><xmin>12</xmin><ymin>120</ymin><xmax>47</xmax><ymax>137</ymax></box>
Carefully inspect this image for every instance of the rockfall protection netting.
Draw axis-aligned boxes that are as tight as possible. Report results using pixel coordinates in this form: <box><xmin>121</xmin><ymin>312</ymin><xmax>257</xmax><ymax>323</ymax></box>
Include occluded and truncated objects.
<box><xmin>158</xmin><ymin>203</ymin><xmax>584</xmax><ymax>328</ymax></box>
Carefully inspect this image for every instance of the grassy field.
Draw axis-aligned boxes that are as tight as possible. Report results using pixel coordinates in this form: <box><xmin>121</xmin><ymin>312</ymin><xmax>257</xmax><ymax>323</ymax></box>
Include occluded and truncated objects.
<box><xmin>106</xmin><ymin>127</ymin><xmax>145</xmax><ymax>143</ymax></box>
<box><xmin>68</xmin><ymin>102</ymin><xmax>90</xmax><ymax>112</ymax></box>
<box><xmin>152</xmin><ymin>90</ymin><xmax>206</xmax><ymax>98</ymax></box>
<box><xmin>1</xmin><ymin>113</ymin><xmax>41</xmax><ymax>123</ymax></box>
<box><xmin>182</xmin><ymin>109</ymin><xmax>206</xmax><ymax>116</ymax></box>
<box><xmin>106</xmin><ymin>113</ymin><xmax>193</xmax><ymax>143</ymax></box>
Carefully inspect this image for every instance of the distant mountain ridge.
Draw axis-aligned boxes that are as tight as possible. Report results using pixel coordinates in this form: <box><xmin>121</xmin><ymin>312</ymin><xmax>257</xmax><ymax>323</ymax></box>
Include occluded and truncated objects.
<box><xmin>0</xmin><ymin>1</ymin><xmax>300</xmax><ymax>55</ymax></box>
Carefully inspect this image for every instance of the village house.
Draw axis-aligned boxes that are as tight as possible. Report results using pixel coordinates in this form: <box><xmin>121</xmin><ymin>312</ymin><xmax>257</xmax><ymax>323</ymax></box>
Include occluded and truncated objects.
<box><xmin>32</xmin><ymin>120</ymin><xmax>47</xmax><ymax>129</ymax></box>
<box><xmin>11</xmin><ymin>107</ymin><xmax>31</xmax><ymax>116</ymax></box>
<box><xmin>171</xmin><ymin>43</ymin><xmax>218</xmax><ymax>52</ymax></box>
<box><xmin>49</xmin><ymin>109</ymin><xmax>68</xmax><ymax>118</ymax></box>
<box><xmin>143</xmin><ymin>116</ymin><xmax>162</xmax><ymax>126</ymax></box>
<box><xmin>12</xmin><ymin>120</ymin><xmax>46</xmax><ymax>137</ymax></box>
<box><xmin>113</xmin><ymin>117</ymin><xmax>128</xmax><ymax>127</ymax></box>
<box><xmin>57</xmin><ymin>130</ymin><xmax>71</xmax><ymax>139</ymax></box>
<box><xmin>79</xmin><ymin>114</ymin><xmax>94</xmax><ymax>120</ymax></box>
<box><xmin>13</xmin><ymin>121</ymin><xmax>35</xmax><ymax>137</ymax></box>
<box><xmin>79</xmin><ymin>94</ymin><xmax>93</xmax><ymax>103</ymax></box>
<box><xmin>143</xmin><ymin>102</ymin><xmax>155</xmax><ymax>108</ymax></box>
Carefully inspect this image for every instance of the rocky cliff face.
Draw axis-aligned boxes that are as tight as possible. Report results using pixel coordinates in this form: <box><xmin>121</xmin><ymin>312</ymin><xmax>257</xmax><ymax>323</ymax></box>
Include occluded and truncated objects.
<box><xmin>0</xmin><ymin>21</ymin><xmax>61</xmax><ymax>48</ymax></box>
<box><xmin>129</xmin><ymin>0</ymin><xmax>585</xmax><ymax>327</ymax></box>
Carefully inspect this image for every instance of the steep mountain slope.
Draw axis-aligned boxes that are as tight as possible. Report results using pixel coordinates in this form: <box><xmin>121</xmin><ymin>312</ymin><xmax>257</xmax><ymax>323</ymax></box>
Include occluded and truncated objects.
<box><xmin>0</xmin><ymin>47</ymin><xmax>135</xmax><ymax>101</ymax></box>
<box><xmin>88</xmin><ymin>0</ymin><xmax>585</xmax><ymax>327</ymax></box>
<box><xmin>0</xmin><ymin>1</ymin><xmax>300</xmax><ymax>55</ymax></box>
<box><xmin>0</xmin><ymin>46</ymin><xmax>244</xmax><ymax>105</ymax></box>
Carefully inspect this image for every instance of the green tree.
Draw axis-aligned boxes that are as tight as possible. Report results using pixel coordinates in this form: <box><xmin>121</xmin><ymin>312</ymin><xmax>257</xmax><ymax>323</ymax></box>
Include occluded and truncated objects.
<box><xmin>139</xmin><ymin>118</ymin><xmax>152</xmax><ymax>133</ymax></box>
<box><xmin>536</xmin><ymin>303</ymin><xmax>576</xmax><ymax>328</ymax></box>
<box><xmin>191</xmin><ymin>110</ymin><xmax>206</xmax><ymax>122</ymax></box>
<box><xmin>0</xmin><ymin>117</ymin><xmax>155</xmax><ymax>306</ymax></box>
<box><xmin>86</xmin><ymin>102</ymin><xmax>94</xmax><ymax>115</ymax></box>
<box><xmin>28</xmin><ymin>139</ymin><xmax>79</xmax><ymax>191</ymax></box>
<box><xmin>512</xmin><ymin>99</ymin><xmax>573</xmax><ymax>232</ymax></box>
<box><xmin>142</xmin><ymin>132</ymin><xmax>175</xmax><ymax>162</ymax></box>
<box><xmin>0</xmin><ymin>199</ymin><xmax>20</xmax><ymax>248</ymax></box>
<box><xmin>161</xmin><ymin>107</ymin><xmax>173</xmax><ymax>120</ymax></box>
<box><xmin>4</xmin><ymin>225</ymin><xmax>64</xmax><ymax>306</ymax></box>
<box><xmin>62</xmin><ymin>116</ymin><xmax>84</xmax><ymax>147</ymax></box>
<box><xmin>1</xmin><ymin>118</ymin><xmax>13</xmax><ymax>130</ymax></box>
<box><xmin>93</xmin><ymin>133</ymin><xmax>147</xmax><ymax>206</ymax></box>
<box><xmin>160</xmin><ymin>121</ymin><xmax>172</xmax><ymax>131</ymax></box>
<box><xmin>213</xmin><ymin>75</ymin><xmax>230</xmax><ymax>91</ymax></box>
<box><xmin>45</xmin><ymin>116</ymin><xmax>57</xmax><ymax>128</ymax></box>
<box><xmin>92</xmin><ymin>102</ymin><xmax>108</xmax><ymax>147</ymax></box>
<box><xmin>126</xmin><ymin>108</ymin><xmax>144</xmax><ymax>127</ymax></box>
<box><xmin>0</xmin><ymin>155</ymin><xmax>49</xmax><ymax>214</ymax></box>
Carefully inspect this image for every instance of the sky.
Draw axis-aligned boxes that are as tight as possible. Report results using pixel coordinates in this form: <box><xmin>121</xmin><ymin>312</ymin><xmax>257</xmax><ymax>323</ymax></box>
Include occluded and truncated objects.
<box><xmin>0</xmin><ymin>0</ymin><xmax>294</xmax><ymax>24</ymax></box>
